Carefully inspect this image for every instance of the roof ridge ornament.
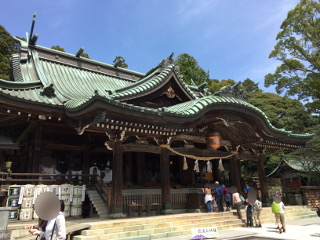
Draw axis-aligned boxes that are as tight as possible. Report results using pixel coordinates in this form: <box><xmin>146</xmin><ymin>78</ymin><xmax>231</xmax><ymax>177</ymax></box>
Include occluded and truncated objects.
<box><xmin>75</xmin><ymin>47</ymin><xmax>85</xmax><ymax>58</ymax></box>
<box><xmin>28</xmin><ymin>12</ymin><xmax>36</xmax><ymax>46</ymax></box>
<box><xmin>213</xmin><ymin>81</ymin><xmax>248</xmax><ymax>101</ymax></box>
<box><xmin>158</xmin><ymin>52</ymin><xmax>175</xmax><ymax>72</ymax></box>
<box><xmin>40</xmin><ymin>84</ymin><xmax>56</xmax><ymax>98</ymax></box>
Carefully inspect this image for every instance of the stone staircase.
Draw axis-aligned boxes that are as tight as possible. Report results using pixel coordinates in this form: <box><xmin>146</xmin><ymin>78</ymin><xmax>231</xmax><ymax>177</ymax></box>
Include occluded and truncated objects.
<box><xmin>87</xmin><ymin>190</ymin><xmax>108</xmax><ymax>219</ymax></box>
<box><xmin>73</xmin><ymin>205</ymin><xmax>317</xmax><ymax>240</ymax></box>
<box><xmin>73</xmin><ymin>211</ymin><xmax>245</xmax><ymax>240</ymax></box>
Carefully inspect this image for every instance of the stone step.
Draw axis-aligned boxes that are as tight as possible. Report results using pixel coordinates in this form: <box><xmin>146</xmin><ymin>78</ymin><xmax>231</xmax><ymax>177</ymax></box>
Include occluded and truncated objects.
<box><xmin>74</xmin><ymin>206</ymin><xmax>315</xmax><ymax>240</ymax></box>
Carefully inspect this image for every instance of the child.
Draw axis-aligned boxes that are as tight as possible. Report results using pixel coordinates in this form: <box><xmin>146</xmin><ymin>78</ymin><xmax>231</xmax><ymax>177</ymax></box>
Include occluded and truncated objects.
<box><xmin>271</xmin><ymin>195</ymin><xmax>286</xmax><ymax>233</ymax></box>
<box><xmin>245</xmin><ymin>199</ymin><xmax>253</xmax><ymax>227</ymax></box>
<box><xmin>212</xmin><ymin>194</ymin><xmax>218</xmax><ymax>212</ymax></box>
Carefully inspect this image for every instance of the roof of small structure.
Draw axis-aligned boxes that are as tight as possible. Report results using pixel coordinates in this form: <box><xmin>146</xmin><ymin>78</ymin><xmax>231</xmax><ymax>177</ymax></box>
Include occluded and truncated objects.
<box><xmin>0</xmin><ymin>37</ymin><xmax>314</xmax><ymax>148</ymax></box>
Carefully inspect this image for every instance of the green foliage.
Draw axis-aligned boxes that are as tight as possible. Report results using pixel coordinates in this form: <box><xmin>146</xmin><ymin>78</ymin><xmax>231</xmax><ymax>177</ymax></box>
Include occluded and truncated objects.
<box><xmin>80</xmin><ymin>52</ymin><xmax>90</xmax><ymax>59</ymax></box>
<box><xmin>175</xmin><ymin>53</ymin><xmax>208</xmax><ymax>85</ymax></box>
<box><xmin>0</xmin><ymin>25</ymin><xmax>17</xmax><ymax>80</ymax></box>
<box><xmin>243</xmin><ymin>78</ymin><xmax>262</xmax><ymax>93</ymax></box>
<box><xmin>51</xmin><ymin>45</ymin><xmax>66</xmax><ymax>52</ymax></box>
<box><xmin>247</xmin><ymin>91</ymin><xmax>316</xmax><ymax>133</ymax></box>
<box><xmin>207</xmin><ymin>79</ymin><xmax>236</xmax><ymax>93</ymax></box>
<box><xmin>286</xmin><ymin>125</ymin><xmax>320</xmax><ymax>185</ymax></box>
<box><xmin>264</xmin><ymin>0</ymin><xmax>320</xmax><ymax>113</ymax></box>
<box><xmin>113</xmin><ymin>56</ymin><xmax>128</xmax><ymax>69</ymax></box>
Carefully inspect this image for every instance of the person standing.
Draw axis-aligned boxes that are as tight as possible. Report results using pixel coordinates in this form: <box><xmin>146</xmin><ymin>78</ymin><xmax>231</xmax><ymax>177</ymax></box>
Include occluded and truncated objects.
<box><xmin>245</xmin><ymin>199</ymin><xmax>253</xmax><ymax>227</ymax></box>
<box><xmin>232</xmin><ymin>190</ymin><xmax>243</xmax><ymax>219</ymax></box>
<box><xmin>223</xmin><ymin>185</ymin><xmax>231</xmax><ymax>211</ymax></box>
<box><xmin>30</xmin><ymin>200</ymin><xmax>66</xmax><ymax>239</ymax></box>
<box><xmin>272</xmin><ymin>195</ymin><xmax>286</xmax><ymax>234</ymax></box>
<box><xmin>201</xmin><ymin>187</ymin><xmax>212</xmax><ymax>213</ymax></box>
<box><xmin>253</xmin><ymin>198</ymin><xmax>262</xmax><ymax>227</ymax></box>
<box><xmin>215</xmin><ymin>182</ymin><xmax>224</xmax><ymax>212</ymax></box>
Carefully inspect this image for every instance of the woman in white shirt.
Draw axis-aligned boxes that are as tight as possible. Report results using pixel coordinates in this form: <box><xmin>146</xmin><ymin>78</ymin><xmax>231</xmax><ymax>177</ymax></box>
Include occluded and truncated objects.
<box><xmin>31</xmin><ymin>200</ymin><xmax>66</xmax><ymax>240</ymax></box>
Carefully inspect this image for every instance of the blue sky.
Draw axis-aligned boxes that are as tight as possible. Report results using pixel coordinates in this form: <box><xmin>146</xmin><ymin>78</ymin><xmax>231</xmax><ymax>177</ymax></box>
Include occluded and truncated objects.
<box><xmin>1</xmin><ymin>0</ymin><xmax>300</xmax><ymax>93</ymax></box>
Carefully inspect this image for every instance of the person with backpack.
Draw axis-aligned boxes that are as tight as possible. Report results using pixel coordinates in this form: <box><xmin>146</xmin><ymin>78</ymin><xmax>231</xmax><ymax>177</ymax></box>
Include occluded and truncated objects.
<box><xmin>253</xmin><ymin>198</ymin><xmax>262</xmax><ymax>227</ymax></box>
<box><xmin>215</xmin><ymin>181</ymin><xmax>224</xmax><ymax>212</ymax></box>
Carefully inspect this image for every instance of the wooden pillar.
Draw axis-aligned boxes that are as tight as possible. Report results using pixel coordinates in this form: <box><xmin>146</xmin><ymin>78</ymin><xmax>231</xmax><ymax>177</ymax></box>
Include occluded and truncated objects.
<box><xmin>33</xmin><ymin>122</ymin><xmax>43</xmax><ymax>173</ymax></box>
<box><xmin>213</xmin><ymin>159</ymin><xmax>220</xmax><ymax>182</ymax></box>
<box><xmin>0</xmin><ymin>150</ymin><xmax>3</xmax><ymax>172</ymax></box>
<box><xmin>111</xmin><ymin>141</ymin><xmax>123</xmax><ymax>214</ymax></box>
<box><xmin>124</xmin><ymin>153</ymin><xmax>133</xmax><ymax>187</ymax></box>
<box><xmin>257</xmin><ymin>153</ymin><xmax>269</xmax><ymax>204</ymax></box>
<box><xmin>230</xmin><ymin>155</ymin><xmax>242</xmax><ymax>195</ymax></box>
<box><xmin>136</xmin><ymin>153</ymin><xmax>145</xmax><ymax>185</ymax></box>
<box><xmin>83</xmin><ymin>150</ymin><xmax>90</xmax><ymax>185</ymax></box>
<box><xmin>160</xmin><ymin>148</ymin><xmax>172</xmax><ymax>211</ymax></box>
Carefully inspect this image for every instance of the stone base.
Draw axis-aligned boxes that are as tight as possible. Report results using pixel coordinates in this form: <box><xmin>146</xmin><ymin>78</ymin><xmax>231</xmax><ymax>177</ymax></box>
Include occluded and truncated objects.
<box><xmin>109</xmin><ymin>213</ymin><xmax>126</xmax><ymax>219</ymax></box>
<box><xmin>161</xmin><ymin>208</ymin><xmax>173</xmax><ymax>214</ymax></box>
<box><xmin>0</xmin><ymin>230</ymin><xmax>10</xmax><ymax>240</ymax></box>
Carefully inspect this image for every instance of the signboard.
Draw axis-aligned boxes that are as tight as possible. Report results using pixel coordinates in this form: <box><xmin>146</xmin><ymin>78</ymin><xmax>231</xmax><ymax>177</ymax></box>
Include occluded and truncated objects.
<box><xmin>191</xmin><ymin>227</ymin><xmax>219</xmax><ymax>239</ymax></box>
<box><xmin>205</xmin><ymin>172</ymin><xmax>213</xmax><ymax>181</ymax></box>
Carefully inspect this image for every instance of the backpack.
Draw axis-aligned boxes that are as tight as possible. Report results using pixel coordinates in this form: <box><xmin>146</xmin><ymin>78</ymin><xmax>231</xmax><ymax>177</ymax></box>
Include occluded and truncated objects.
<box><xmin>239</xmin><ymin>195</ymin><xmax>245</xmax><ymax>202</ymax></box>
<box><xmin>254</xmin><ymin>200</ymin><xmax>262</xmax><ymax>211</ymax></box>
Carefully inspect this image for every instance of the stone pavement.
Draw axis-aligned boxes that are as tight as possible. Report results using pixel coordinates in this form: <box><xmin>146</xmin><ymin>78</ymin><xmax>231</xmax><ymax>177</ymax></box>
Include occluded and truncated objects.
<box><xmin>163</xmin><ymin>217</ymin><xmax>320</xmax><ymax>240</ymax></box>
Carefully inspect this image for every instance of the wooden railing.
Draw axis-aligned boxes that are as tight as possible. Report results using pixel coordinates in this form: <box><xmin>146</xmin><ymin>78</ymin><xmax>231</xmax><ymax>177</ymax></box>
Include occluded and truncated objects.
<box><xmin>123</xmin><ymin>193</ymin><xmax>188</xmax><ymax>213</ymax></box>
<box><xmin>94</xmin><ymin>174</ymin><xmax>110</xmax><ymax>207</ymax></box>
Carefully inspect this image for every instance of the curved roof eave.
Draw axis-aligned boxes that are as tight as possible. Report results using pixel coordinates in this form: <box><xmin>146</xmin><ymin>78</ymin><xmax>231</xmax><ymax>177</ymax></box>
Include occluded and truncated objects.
<box><xmin>63</xmin><ymin>94</ymin><xmax>313</xmax><ymax>143</ymax></box>
<box><xmin>110</xmin><ymin>64</ymin><xmax>198</xmax><ymax>101</ymax></box>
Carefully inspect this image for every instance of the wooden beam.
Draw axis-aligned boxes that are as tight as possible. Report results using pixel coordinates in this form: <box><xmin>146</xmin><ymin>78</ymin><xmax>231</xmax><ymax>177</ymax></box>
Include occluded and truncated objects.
<box><xmin>173</xmin><ymin>134</ymin><xmax>232</xmax><ymax>146</ymax></box>
<box><xmin>122</xmin><ymin>143</ymin><xmax>161</xmax><ymax>154</ymax></box>
<box><xmin>43</xmin><ymin>142</ymin><xmax>90</xmax><ymax>151</ymax></box>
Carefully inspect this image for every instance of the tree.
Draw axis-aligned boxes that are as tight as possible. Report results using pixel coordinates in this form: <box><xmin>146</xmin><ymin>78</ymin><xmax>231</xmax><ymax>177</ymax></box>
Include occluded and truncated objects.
<box><xmin>264</xmin><ymin>0</ymin><xmax>320</xmax><ymax>113</ymax></box>
<box><xmin>51</xmin><ymin>45</ymin><xmax>65</xmax><ymax>52</ymax></box>
<box><xmin>285</xmin><ymin>125</ymin><xmax>320</xmax><ymax>185</ymax></box>
<box><xmin>207</xmin><ymin>79</ymin><xmax>236</xmax><ymax>93</ymax></box>
<box><xmin>243</xmin><ymin>78</ymin><xmax>262</xmax><ymax>93</ymax></box>
<box><xmin>0</xmin><ymin>25</ymin><xmax>17</xmax><ymax>80</ymax></box>
<box><xmin>80</xmin><ymin>52</ymin><xmax>90</xmax><ymax>59</ymax></box>
<box><xmin>113</xmin><ymin>56</ymin><xmax>128</xmax><ymax>69</ymax></box>
<box><xmin>175</xmin><ymin>53</ymin><xmax>208</xmax><ymax>85</ymax></box>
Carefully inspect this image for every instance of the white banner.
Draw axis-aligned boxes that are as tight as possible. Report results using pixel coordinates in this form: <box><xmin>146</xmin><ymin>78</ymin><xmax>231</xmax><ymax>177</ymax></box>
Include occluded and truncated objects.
<box><xmin>191</xmin><ymin>227</ymin><xmax>219</xmax><ymax>239</ymax></box>
<box><xmin>58</xmin><ymin>186</ymin><xmax>61</xmax><ymax>199</ymax></box>
<box><xmin>69</xmin><ymin>186</ymin><xmax>74</xmax><ymax>203</ymax></box>
<box><xmin>18</xmin><ymin>186</ymin><xmax>25</xmax><ymax>204</ymax></box>
<box><xmin>82</xmin><ymin>185</ymin><xmax>86</xmax><ymax>201</ymax></box>
<box><xmin>33</xmin><ymin>186</ymin><xmax>38</xmax><ymax>204</ymax></box>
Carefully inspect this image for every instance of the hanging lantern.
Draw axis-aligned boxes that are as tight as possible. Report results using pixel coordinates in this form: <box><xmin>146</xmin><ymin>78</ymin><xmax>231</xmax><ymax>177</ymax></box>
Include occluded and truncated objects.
<box><xmin>206</xmin><ymin>130</ymin><xmax>221</xmax><ymax>150</ymax></box>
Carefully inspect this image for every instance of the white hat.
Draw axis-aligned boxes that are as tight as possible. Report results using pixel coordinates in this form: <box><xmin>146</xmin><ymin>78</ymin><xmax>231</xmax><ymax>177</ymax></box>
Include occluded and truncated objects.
<box><xmin>215</xmin><ymin>181</ymin><xmax>219</xmax><ymax>185</ymax></box>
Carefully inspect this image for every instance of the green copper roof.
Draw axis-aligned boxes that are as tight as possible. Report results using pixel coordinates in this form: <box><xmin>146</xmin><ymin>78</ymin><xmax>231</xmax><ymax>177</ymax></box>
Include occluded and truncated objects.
<box><xmin>0</xmin><ymin>40</ymin><xmax>313</xmax><ymax>143</ymax></box>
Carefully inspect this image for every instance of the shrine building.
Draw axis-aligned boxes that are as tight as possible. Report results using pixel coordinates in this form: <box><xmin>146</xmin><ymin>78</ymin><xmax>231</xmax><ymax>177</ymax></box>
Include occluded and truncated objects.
<box><xmin>0</xmin><ymin>31</ymin><xmax>313</xmax><ymax>216</ymax></box>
